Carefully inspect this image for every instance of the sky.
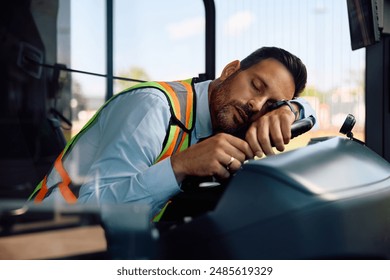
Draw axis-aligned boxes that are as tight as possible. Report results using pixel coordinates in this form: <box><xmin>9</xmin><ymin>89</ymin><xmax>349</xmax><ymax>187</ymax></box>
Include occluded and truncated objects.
<box><xmin>67</xmin><ymin>0</ymin><xmax>365</xmax><ymax>98</ymax></box>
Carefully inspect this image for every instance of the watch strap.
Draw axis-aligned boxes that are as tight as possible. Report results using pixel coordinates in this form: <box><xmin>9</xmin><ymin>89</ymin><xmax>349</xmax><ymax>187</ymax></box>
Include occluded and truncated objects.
<box><xmin>269</xmin><ymin>100</ymin><xmax>299</xmax><ymax>120</ymax></box>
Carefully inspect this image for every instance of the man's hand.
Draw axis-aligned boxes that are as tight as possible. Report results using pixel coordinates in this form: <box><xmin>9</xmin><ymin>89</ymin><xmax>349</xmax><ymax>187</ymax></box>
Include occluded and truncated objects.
<box><xmin>171</xmin><ymin>133</ymin><xmax>254</xmax><ymax>183</ymax></box>
<box><xmin>245</xmin><ymin>105</ymin><xmax>297</xmax><ymax>157</ymax></box>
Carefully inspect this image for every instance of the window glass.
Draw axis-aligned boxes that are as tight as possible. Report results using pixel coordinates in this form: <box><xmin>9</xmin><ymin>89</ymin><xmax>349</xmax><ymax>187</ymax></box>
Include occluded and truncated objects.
<box><xmin>67</xmin><ymin>0</ymin><xmax>106</xmax><ymax>135</ymax></box>
<box><xmin>113</xmin><ymin>0</ymin><xmax>205</xmax><ymax>92</ymax></box>
<box><xmin>65</xmin><ymin>0</ymin><xmax>205</xmax><ymax>136</ymax></box>
<box><xmin>64</xmin><ymin>0</ymin><xmax>364</xmax><ymax>146</ymax></box>
<box><xmin>214</xmin><ymin>0</ymin><xmax>365</xmax><ymax>149</ymax></box>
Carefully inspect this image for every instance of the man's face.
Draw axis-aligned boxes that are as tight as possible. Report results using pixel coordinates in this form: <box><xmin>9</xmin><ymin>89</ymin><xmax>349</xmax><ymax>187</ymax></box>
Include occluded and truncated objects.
<box><xmin>209</xmin><ymin>58</ymin><xmax>295</xmax><ymax>134</ymax></box>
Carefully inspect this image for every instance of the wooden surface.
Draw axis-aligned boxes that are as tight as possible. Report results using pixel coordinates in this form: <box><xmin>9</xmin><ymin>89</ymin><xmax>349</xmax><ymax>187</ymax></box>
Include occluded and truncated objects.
<box><xmin>0</xmin><ymin>225</ymin><xmax>106</xmax><ymax>260</ymax></box>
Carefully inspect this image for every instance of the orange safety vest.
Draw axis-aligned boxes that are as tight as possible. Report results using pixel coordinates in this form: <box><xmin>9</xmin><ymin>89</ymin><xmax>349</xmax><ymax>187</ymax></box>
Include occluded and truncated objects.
<box><xmin>28</xmin><ymin>78</ymin><xmax>196</xmax><ymax>204</ymax></box>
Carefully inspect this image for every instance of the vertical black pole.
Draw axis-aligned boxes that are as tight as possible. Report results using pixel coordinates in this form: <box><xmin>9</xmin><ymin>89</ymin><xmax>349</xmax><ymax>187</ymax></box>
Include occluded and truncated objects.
<box><xmin>106</xmin><ymin>0</ymin><xmax>113</xmax><ymax>100</ymax></box>
<box><xmin>203</xmin><ymin>0</ymin><xmax>216</xmax><ymax>80</ymax></box>
<box><xmin>365</xmin><ymin>35</ymin><xmax>390</xmax><ymax>162</ymax></box>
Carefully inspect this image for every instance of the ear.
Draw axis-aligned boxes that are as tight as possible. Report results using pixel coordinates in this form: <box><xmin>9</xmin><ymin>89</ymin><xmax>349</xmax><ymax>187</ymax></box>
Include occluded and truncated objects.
<box><xmin>220</xmin><ymin>60</ymin><xmax>240</xmax><ymax>80</ymax></box>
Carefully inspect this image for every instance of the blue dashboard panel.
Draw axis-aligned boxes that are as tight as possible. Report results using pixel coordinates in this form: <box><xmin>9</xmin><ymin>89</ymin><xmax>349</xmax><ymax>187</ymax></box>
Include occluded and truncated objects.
<box><xmin>158</xmin><ymin>137</ymin><xmax>390</xmax><ymax>259</ymax></box>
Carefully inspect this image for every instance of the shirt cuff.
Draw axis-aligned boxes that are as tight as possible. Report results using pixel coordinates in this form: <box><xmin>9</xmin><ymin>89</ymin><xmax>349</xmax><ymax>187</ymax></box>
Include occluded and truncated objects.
<box><xmin>140</xmin><ymin>157</ymin><xmax>181</xmax><ymax>214</ymax></box>
<box><xmin>290</xmin><ymin>100</ymin><xmax>303</xmax><ymax>120</ymax></box>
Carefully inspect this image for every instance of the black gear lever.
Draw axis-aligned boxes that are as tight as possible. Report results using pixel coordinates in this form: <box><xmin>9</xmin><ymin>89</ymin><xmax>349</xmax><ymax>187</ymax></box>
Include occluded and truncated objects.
<box><xmin>339</xmin><ymin>114</ymin><xmax>365</xmax><ymax>145</ymax></box>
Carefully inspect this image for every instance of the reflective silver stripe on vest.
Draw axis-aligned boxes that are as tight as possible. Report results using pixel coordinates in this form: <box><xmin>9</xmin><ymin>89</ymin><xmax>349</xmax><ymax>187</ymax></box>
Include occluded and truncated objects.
<box><xmin>165</xmin><ymin>81</ymin><xmax>189</xmax><ymax>125</ymax></box>
<box><xmin>165</xmin><ymin>81</ymin><xmax>190</xmax><ymax>153</ymax></box>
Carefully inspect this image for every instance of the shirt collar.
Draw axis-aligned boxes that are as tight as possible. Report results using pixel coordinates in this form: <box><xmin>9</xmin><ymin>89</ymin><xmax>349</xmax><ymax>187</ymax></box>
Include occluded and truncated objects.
<box><xmin>193</xmin><ymin>80</ymin><xmax>213</xmax><ymax>141</ymax></box>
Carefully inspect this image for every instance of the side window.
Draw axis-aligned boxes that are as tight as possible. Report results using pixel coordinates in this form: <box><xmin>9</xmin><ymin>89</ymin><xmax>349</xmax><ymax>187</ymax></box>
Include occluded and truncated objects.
<box><xmin>64</xmin><ymin>0</ymin><xmax>205</xmax><ymax>136</ymax></box>
<box><xmin>58</xmin><ymin>0</ymin><xmax>107</xmax><ymax>135</ymax></box>
<box><xmin>214</xmin><ymin>0</ymin><xmax>365</xmax><ymax>149</ymax></box>
<box><xmin>63</xmin><ymin>0</ymin><xmax>364</xmax><ymax>146</ymax></box>
<box><xmin>113</xmin><ymin>0</ymin><xmax>205</xmax><ymax>92</ymax></box>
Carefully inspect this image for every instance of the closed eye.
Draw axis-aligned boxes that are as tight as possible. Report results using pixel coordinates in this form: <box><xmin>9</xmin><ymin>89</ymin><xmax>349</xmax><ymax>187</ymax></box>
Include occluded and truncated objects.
<box><xmin>252</xmin><ymin>80</ymin><xmax>264</xmax><ymax>94</ymax></box>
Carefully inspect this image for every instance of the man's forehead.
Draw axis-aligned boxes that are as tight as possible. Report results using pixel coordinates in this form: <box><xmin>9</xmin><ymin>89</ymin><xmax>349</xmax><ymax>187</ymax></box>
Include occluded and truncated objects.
<box><xmin>248</xmin><ymin>59</ymin><xmax>295</xmax><ymax>97</ymax></box>
<box><xmin>249</xmin><ymin>58</ymin><xmax>288</xmax><ymax>73</ymax></box>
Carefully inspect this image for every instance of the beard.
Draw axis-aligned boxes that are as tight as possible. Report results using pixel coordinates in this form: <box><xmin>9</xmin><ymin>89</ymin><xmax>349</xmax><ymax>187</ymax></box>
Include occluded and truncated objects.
<box><xmin>210</xmin><ymin>75</ymin><xmax>253</xmax><ymax>137</ymax></box>
<box><xmin>213</xmin><ymin>101</ymin><xmax>251</xmax><ymax>135</ymax></box>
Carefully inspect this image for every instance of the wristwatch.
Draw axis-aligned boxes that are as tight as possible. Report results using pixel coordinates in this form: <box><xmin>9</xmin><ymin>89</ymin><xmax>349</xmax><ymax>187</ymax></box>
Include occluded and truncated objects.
<box><xmin>269</xmin><ymin>99</ymin><xmax>299</xmax><ymax>120</ymax></box>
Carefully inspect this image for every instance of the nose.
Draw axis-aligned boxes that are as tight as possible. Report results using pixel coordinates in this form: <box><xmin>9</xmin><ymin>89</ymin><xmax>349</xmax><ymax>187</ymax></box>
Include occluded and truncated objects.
<box><xmin>248</xmin><ymin>96</ymin><xmax>266</xmax><ymax>112</ymax></box>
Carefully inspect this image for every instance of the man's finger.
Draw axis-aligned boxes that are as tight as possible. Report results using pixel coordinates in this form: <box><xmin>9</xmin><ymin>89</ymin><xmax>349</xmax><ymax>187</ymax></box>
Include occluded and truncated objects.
<box><xmin>245</xmin><ymin>126</ymin><xmax>264</xmax><ymax>158</ymax></box>
<box><xmin>256</xmin><ymin>121</ymin><xmax>274</xmax><ymax>155</ymax></box>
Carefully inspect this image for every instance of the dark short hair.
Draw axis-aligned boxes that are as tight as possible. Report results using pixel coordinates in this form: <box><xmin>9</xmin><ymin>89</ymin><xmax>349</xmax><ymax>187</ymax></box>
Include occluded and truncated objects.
<box><xmin>240</xmin><ymin>47</ymin><xmax>307</xmax><ymax>97</ymax></box>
